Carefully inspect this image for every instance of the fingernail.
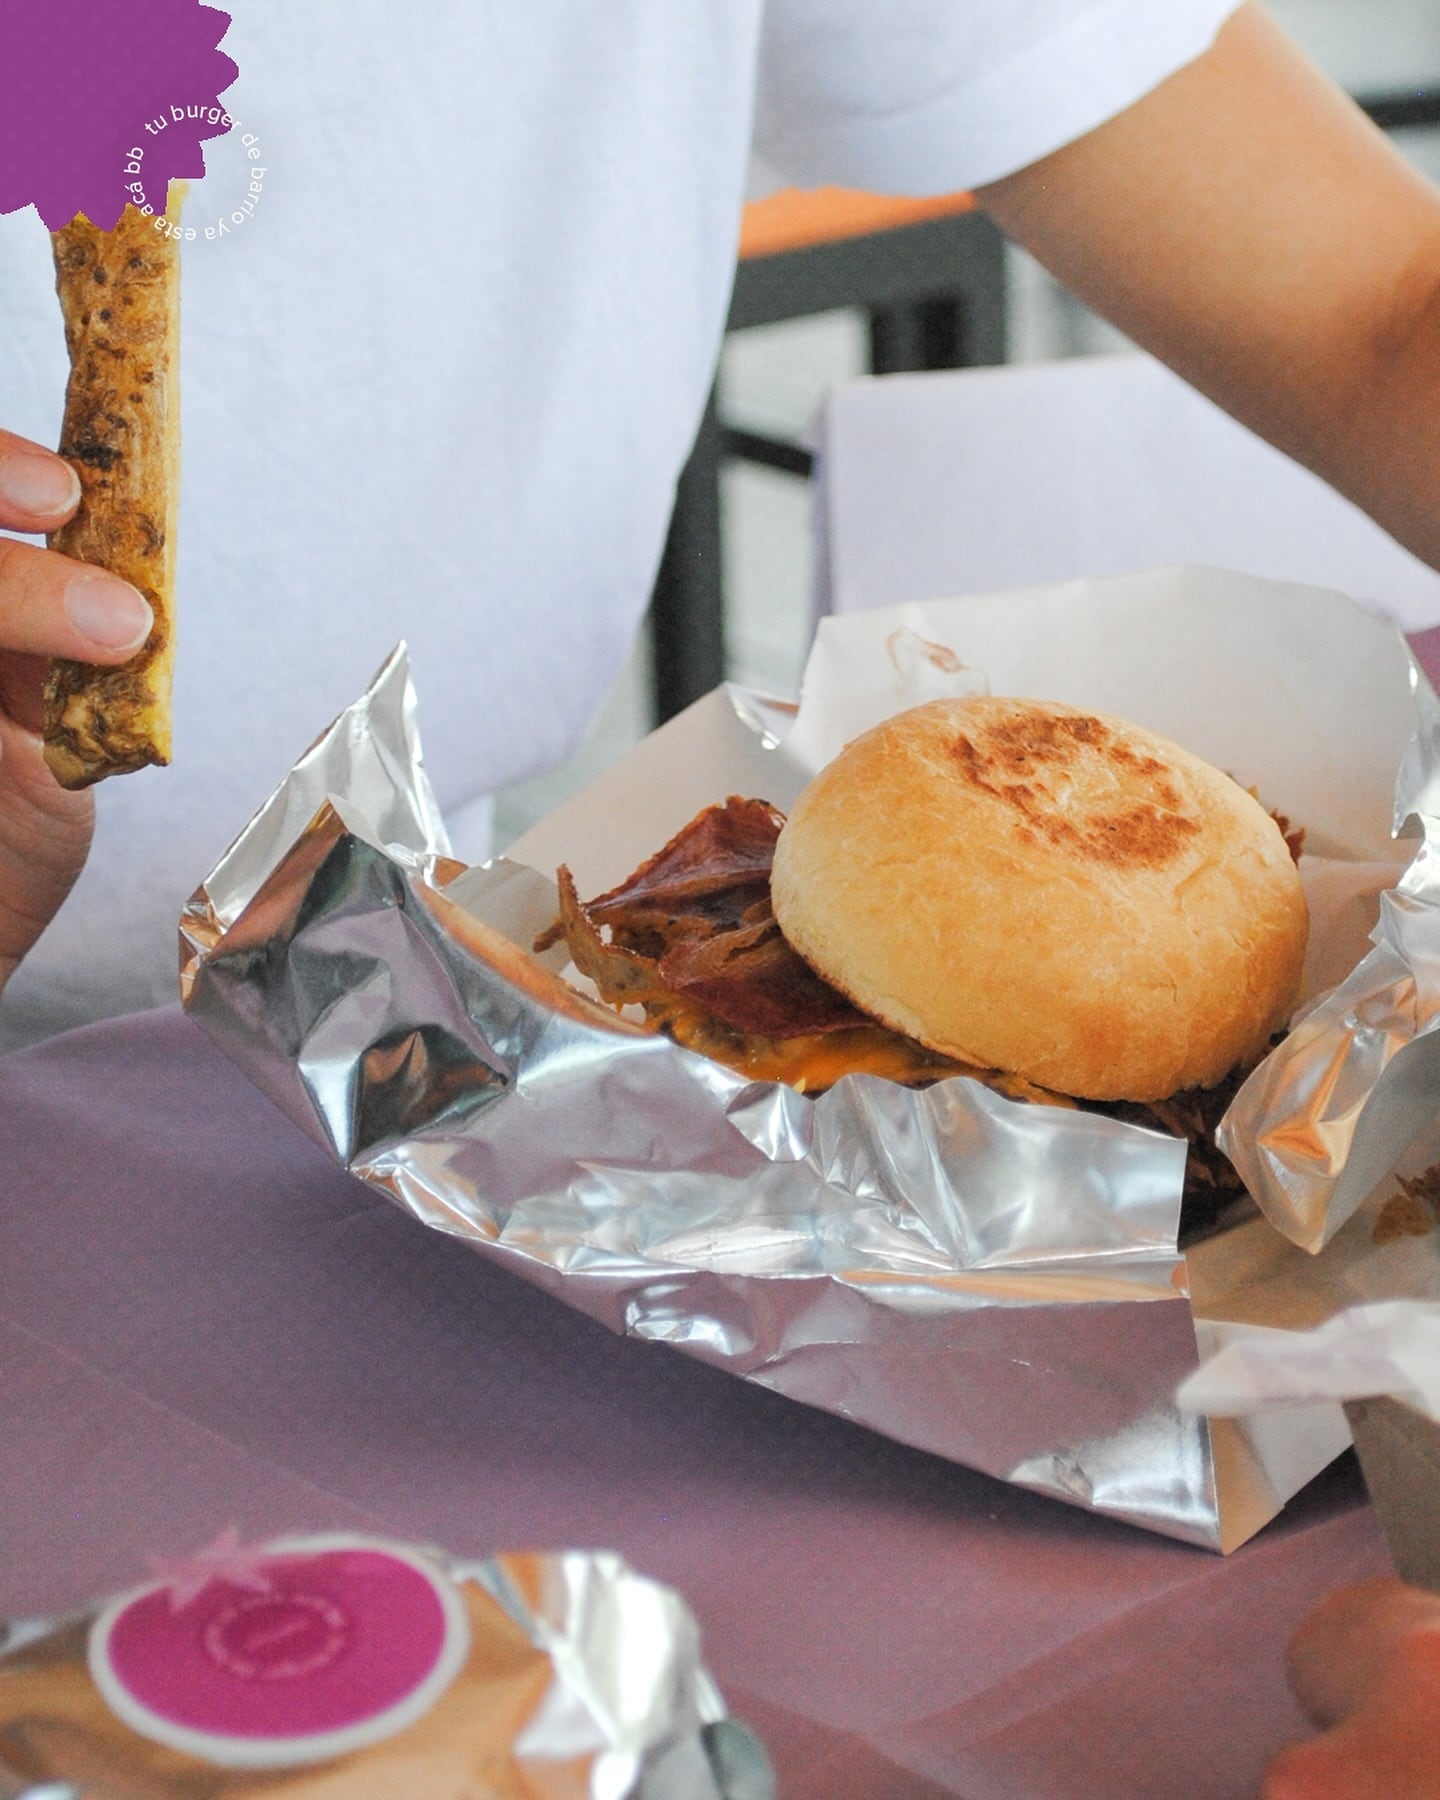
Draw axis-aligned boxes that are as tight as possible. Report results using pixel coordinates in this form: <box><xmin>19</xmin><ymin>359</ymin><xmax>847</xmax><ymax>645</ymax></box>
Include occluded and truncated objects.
<box><xmin>0</xmin><ymin>450</ymin><xmax>80</xmax><ymax>516</ymax></box>
<box><xmin>64</xmin><ymin>571</ymin><xmax>154</xmax><ymax>652</ymax></box>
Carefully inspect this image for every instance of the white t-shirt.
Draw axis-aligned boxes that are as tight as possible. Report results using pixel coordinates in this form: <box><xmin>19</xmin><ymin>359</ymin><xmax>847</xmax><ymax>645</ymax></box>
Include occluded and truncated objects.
<box><xmin>0</xmin><ymin>0</ymin><xmax>1240</xmax><ymax>1050</ymax></box>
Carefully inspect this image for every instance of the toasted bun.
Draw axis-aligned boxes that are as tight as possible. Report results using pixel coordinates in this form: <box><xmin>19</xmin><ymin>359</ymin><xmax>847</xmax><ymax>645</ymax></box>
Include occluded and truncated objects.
<box><xmin>770</xmin><ymin>697</ymin><xmax>1308</xmax><ymax>1103</ymax></box>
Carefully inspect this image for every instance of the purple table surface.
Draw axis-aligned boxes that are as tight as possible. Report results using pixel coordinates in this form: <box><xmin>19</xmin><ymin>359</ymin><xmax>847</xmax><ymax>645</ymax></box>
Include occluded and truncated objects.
<box><xmin>0</xmin><ymin>1006</ymin><xmax>1389</xmax><ymax>1799</ymax></box>
<box><xmin>4</xmin><ymin>627</ymin><xmax>1434</xmax><ymax>1797</ymax></box>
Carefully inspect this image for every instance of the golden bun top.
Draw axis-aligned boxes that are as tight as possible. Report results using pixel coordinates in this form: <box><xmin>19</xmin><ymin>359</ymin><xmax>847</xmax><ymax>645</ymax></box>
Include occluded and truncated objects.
<box><xmin>770</xmin><ymin>696</ymin><xmax>1308</xmax><ymax>1102</ymax></box>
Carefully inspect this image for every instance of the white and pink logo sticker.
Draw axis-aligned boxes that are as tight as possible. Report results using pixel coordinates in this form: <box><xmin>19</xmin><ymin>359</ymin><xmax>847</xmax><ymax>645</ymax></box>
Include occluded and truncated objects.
<box><xmin>88</xmin><ymin>1534</ymin><xmax>471</xmax><ymax>1768</ymax></box>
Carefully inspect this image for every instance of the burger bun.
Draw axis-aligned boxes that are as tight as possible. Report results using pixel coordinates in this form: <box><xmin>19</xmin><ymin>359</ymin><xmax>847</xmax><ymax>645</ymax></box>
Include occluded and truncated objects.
<box><xmin>770</xmin><ymin>696</ymin><xmax>1308</xmax><ymax>1103</ymax></box>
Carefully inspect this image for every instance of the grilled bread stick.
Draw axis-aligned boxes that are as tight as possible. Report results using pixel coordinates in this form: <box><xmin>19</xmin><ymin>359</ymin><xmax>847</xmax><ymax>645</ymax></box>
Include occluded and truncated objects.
<box><xmin>43</xmin><ymin>188</ymin><xmax>182</xmax><ymax>789</ymax></box>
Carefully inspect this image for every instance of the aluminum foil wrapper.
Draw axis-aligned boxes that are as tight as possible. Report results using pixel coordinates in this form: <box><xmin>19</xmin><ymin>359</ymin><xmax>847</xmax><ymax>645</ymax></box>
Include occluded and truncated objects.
<box><xmin>0</xmin><ymin>1535</ymin><xmax>770</xmax><ymax>1799</ymax></box>
<box><xmin>178</xmin><ymin>572</ymin><xmax>1433</xmax><ymax>1552</ymax></box>
<box><xmin>1220</xmin><ymin>650</ymin><xmax>1440</xmax><ymax>1253</ymax></box>
<box><xmin>1180</xmin><ymin>1299</ymin><xmax>1440</xmax><ymax>1591</ymax></box>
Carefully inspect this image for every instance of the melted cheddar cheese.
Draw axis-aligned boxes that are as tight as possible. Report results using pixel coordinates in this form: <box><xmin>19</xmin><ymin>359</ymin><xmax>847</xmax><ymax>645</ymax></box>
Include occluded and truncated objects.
<box><xmin>649</xmin><ymin>994</ymin><xmax>1069</xmax><ymax>1103</ymax></box>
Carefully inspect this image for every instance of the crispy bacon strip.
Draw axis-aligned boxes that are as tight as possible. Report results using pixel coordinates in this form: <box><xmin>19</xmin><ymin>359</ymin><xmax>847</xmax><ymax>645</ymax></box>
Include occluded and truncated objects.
<box><xmin>551</xmin><ymin>865</ymin><xmax>674</xmax><ymax>1009</ymax></box>
<box><xmin>544</xmin><ymin>798</ymin><xmax>873</xmax><ymax>1038</ymax></box>
<box><xmin>1273</xmin><ymin>809</ymin><xmax>1306</xmax><ymax>864</ymax></box>
<box><xmin>587</xmin><ymin>794</ymin><xmax>783</xmax><ymax>935</ymax></box>
<box><xmin>656</xmin><ymin>913</ymin><xmax>872</xmax><ymax>1037</ymax></box>
<box><xmin>1251</xmin><ymin>791</ymin><xmax>1305</xmax><ymax>864</ymax></box>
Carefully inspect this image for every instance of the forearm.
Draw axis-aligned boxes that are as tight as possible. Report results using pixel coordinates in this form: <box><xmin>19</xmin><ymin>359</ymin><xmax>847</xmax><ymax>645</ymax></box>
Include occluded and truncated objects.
<box><xmin>977</xmin><ymin>2</ymin><xmax>1440</xmax><ymax>573</ymax></box>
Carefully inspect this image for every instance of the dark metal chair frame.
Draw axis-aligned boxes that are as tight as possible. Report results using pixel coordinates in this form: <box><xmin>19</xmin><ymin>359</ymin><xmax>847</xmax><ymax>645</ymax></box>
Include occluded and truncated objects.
<box><xmin>648</xmin><ymin>208</ymin><xmax>1008</xmax><ymax>720</ymax></box>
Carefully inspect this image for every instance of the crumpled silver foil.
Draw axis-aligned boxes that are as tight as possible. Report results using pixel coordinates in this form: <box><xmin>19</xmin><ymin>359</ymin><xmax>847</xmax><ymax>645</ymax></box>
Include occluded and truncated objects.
<box><xmin>1220</xmin><ymin>648</ymin><xmax>1440</xmax><ymax>1253</ymax></box>
<box><xmin>0</xmin><ymin>1542</ymin><xmax>770</xmax><ymax>1799</ymax></box>
<box><xmin>181</xmin><ymin>648</ymin><xmax>1243</xmax><ymax>1549</ymax></box>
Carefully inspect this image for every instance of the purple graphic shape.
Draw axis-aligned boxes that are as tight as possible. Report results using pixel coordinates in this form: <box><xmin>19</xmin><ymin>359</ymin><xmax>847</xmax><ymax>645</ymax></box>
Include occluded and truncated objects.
<box><xmin>0</xmin><ymin>0</ymin><xmax>238</xmax><ymax>230</ymax></box>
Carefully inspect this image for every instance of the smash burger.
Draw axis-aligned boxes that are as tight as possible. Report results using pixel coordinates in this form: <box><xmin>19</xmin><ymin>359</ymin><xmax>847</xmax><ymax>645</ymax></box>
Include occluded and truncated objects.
<box><xmin>540</xmin><ymin>697</ymin><xmax>1308</xmax><ymax>1232</ymax></box>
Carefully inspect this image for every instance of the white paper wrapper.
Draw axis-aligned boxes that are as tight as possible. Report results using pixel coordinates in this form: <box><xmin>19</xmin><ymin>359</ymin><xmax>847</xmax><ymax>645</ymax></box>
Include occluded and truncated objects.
<box><xmin>1178</xmin><ymin>1292</ymin><xmax>1440</xmax><ymax>1591</ymax></box>
<box><xmin>1178</xmin><ymin>1300</ymin><xmax>1440</xmax><ymax>1419</ymax></box>
<box><xmin>181</xmin><ymin>566</ymin><xmax>1440</xmax><ymax>1553</ymax></box>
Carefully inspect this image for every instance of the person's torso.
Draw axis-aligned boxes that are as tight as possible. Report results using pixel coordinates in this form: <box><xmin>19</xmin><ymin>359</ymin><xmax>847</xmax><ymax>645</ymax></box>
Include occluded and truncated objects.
<box><xmin>0</xmin><ymin>1</ymin><xmax>764</xmax><ymax>1045</ymax></box>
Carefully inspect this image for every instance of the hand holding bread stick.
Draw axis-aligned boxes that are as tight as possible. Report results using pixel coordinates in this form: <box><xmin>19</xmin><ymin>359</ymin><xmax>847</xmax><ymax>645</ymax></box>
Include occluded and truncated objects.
<box><xmin>0</xmin><ymin>184</ymin><xmax>178</xmax><ymax>999</ymax></box>
<box><xmin>0</xmin><ymin>429</ymin><xmax>152</xmax><ymax>994</ymax></box>
<box><xmin>43</xmin><ymin>187</ymin><xmax>182</xmax><ymax>788</ymax></box>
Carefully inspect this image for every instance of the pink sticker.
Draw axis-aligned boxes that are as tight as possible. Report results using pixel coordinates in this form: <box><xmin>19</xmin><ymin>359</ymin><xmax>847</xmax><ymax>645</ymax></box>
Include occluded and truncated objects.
<box><xmin>88</xmin><ymin>1535</ymin><xmax>470</xmax><ymax>1768</ymax></box>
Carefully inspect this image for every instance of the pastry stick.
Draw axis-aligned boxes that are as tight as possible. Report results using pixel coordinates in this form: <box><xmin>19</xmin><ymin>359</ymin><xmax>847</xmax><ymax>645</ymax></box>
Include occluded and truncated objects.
<box><xmin>43</xmin><ymin>188</ymin><xmax>183</xmax><ymax>789</ymax></box>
